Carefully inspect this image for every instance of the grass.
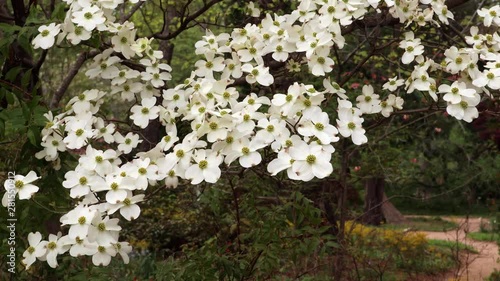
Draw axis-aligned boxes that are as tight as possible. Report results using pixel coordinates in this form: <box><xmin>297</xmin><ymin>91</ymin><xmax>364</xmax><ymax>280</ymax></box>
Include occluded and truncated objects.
<box><xmin>466</xmin><ymin>232</ymin><xmax>499</xmax><ymax>242</ymax></box>
<box><xmin>428</xmin><ymin>239</ymin><xmax>478</xmax><ymax>254</ymax></box>
<box><xmin>380</xmin><ymin>216</ymin><xmax>458</xmax><ymax>232</ymax></box>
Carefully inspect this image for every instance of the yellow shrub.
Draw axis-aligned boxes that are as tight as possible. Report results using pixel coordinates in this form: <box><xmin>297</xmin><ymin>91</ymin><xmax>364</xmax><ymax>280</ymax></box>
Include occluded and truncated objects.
<box><xmin>345</xmin><ymin>221</ymin><xmax>428</xmax><ymax>252</ymax></box>
<box><xmin>129</xmin><ymin>237</ymin><xmax>151</xmax><ymax>251</ymax></box>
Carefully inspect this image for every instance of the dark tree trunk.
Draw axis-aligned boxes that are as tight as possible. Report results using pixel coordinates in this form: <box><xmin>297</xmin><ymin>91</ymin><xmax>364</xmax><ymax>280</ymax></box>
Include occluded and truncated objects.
<box><xmin>381</xmin><ymin>193</ymin><xmax>406</xmax><ymax>224</ymax></box>
<box><xmin>362</xmin><ymin>177</ymin><xmax>385</xmax><ymax>226</ymax></box>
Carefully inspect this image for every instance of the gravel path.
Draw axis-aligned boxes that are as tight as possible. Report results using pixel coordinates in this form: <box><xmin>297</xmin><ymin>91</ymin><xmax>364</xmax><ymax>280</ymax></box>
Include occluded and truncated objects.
<box><xmin>420</xmin><ymin>217</ymin><xmax>499</xmax><ymax>281</ymax></box>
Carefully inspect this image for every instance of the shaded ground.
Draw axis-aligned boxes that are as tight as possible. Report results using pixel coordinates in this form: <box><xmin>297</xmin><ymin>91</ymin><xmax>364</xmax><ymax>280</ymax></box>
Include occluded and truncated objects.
<box><xmin>416</xmin><ymin>216</ymin><xmax>499</xmax><ymax>281</ymax></box>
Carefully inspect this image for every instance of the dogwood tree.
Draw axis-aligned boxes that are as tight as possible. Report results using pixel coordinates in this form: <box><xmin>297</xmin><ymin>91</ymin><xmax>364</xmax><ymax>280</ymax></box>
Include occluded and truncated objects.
<box><xmin>1</xmin><ymin>0</ymin><xmax>499</xmax><ymax>273</ymax></box>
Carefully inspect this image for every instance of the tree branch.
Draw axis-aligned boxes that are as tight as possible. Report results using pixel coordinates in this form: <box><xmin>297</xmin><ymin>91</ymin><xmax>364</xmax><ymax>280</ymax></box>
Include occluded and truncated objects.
<box><xmin>11</xmin><ymin>0</ymin><xmax>26</xmax><ymax>26</ymax></box>
<box><xmin>153</xmin><ymin>0</ymin><xmax>222</xmax><ymax>40</ymax></box>
<box><xmin>50</xmin><ymin>50</ymin><xmax>100</xmax><ymax>109</ymax></box>
<box><xmin>33</xmin><ymin>49</ymin><xmax>48</xmax><ymax>74</ymax></box>
<box><xmin>120</xmin><ymin>2</ymin><xmax>145</xmax><ymax>24</ymax></box>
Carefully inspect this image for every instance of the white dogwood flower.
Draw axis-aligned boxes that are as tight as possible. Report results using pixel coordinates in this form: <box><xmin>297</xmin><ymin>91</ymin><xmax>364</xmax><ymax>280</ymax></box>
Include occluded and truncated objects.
<box><xmin>43</xmin><ymin>233</ymin><xmax>70</xmax><ymax>268</ymax></box>
<box><xmin>2</xmin><ymin>171</ymin><xmax>40</xmax><ymax>206</ymax></box>
<box><xmin>130</xmin><ymin>97</ymin><xmax>160</xmax><ymax>128</ymax></box>
<box><xmin>185</xmin><ymin>149</ymin><xmax>223</xmax><ymax>184</ymax></box>
<box><xmin>22</xmin><ymin>232</ymin><xmax>47</xmax><ymax>269</ymax></box>
<box><xmin>33</xmin><ymin>23</ymin><xmax>60</xmax><ymax>49</ymax></box>
<box><xmin>72</xmin><ymin>5</ymin><xmax>106</xmax><ymax>31</ymax></box>
<box><xmin>399</xmin><ymin>32</ymin><xmax>424</xmax><ymax>64</ymax></box>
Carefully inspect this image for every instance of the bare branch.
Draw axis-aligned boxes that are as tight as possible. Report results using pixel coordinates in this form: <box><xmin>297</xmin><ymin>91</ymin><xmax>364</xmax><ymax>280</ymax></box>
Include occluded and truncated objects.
<box><xmin>10</xmin><ymin>0</ymin><xmax>26</xmax><ymax>26</ymax></box>
<box><xmin>153</xmin><ymin>0</ymin><xmax>223</xmax><ymax>41</ymax></box>
<box><xmin>50</xmin><ymin>50</ymin><xmax>100</xmax><ymax>109</ymax></box>
<box><xmin>120</xmin><ymin>2</ymin><xmax>145</xmax><ymax>24</ymax></box>
<box><xmin>33</xmin><ymin>49</ymin><xmax>48</xmax><ymax>74</ymax></box>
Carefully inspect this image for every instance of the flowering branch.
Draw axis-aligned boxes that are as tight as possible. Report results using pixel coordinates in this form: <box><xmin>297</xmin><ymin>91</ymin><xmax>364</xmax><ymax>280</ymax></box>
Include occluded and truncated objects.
<box><xmin>3</xmin><ymin>0</ymin><xmax>498</xmax><ymax>271</ymax></box>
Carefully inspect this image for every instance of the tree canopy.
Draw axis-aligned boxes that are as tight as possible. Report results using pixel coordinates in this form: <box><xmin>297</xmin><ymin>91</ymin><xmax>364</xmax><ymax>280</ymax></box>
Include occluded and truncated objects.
<box><xmin>0</xmin><ymin>0</ymin><xmax>498</xmax><ymax>279</ymax></box>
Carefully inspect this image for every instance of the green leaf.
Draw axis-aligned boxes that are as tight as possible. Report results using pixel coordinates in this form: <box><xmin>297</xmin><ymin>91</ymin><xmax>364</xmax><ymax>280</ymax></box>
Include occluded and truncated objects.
<box><xmin>5</xmin><ymin>66</ymin><xmax>22</xmax><ymax>82</ymax></box>
<box><xmin>27</xmin><ymin>126</ymin><xmax>38</xmax><ymax>146</ymax></box>
<box><xmin>0</xmin><ymin>23</ymin><xmax>21</xmax><ymax>33</ymax></box>
<box><xmin>5</xmin><ymin>91</ymin><xmax>17</xmax><ymax>105</ymax></box>
<box><xmin>325</xmin><ymin>241</ymin><xmax>339</xmax><ymax>248</ymax></box>
<box><xmin>17</xmin><ymin>27</ymin><xmax>35</xmax><ymax>55</ymax></box>
<box><xmin>5</xmin><ymin>107</ymin><xmax>26</xmax><ymax>129</ymax></box>
<box><xmin>51</xmin><ymin>3</ymin><xmax>67</xmax><ymax>21</ymax></box>
<box><xmin>88</xmin><ymin>33</ymin><xmax>102</xmax><ymax>49</ymax></box>
<box><xmin>25</xmin><ymin>11</ymin><xmax>47</xmax><ymax>25</ymax></box>
<box><xmin>0</xmin><ymin>37</ymin><xmax>15</xmax><ymax>56</ymax></box>
<box><xmin>21</xmin><ymin>102</ymin><xmax>31</xmax><ymax>121</ymax></box>
<box><xmin>27</xmin><ymin>95</ymin><xmax>41</xmax><ymax>109</ymax></box>
<box><xmin>21</xmin><ymin>69</ymin><xmax>32</xmax><ymax>89</ymax></box>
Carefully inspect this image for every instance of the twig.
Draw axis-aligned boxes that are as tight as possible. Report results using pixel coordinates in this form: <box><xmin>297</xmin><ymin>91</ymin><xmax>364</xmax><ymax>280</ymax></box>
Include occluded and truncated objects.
<box><xmin>339</xmin><ymin>50</ymin><xmax>374</xmax><ymax>87</ymax></box>
<box><xmin>31</xmin><ymin>197</ymin><xmax>69</xmax><ymax>214</ymax></box>
<box><xmin>0</xmin><ymin>78</ymin><xmax>33</xmax><ymax>98</ymax></box>
<box><xmin>243</xmin><ymin>250</ymin><xmax>263</xmax><ymax>280</ymax></box>
<box><xmin>462</xmin><ymin>0</ymin><xmax>487</xmax><ymax>33</ymax></box>
<box><xmin>153</xmin><ymin>0</ymin><xmax>222</xmax><ymax>41</ymax></box>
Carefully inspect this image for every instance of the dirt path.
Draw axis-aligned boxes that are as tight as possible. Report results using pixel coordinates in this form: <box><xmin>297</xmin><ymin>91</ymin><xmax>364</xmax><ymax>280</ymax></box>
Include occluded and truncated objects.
<box><xmin>419</xmin><ymin>217</ymin><xmax>499</xmax><ymax>281</ymax></box>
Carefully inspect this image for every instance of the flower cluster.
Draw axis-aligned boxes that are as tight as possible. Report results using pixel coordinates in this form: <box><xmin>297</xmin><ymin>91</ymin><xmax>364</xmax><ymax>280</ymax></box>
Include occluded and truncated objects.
<box><xmin>11</xmin><ymin>0</ymin><xmax>499</xmax><ymax>269</ymax></box>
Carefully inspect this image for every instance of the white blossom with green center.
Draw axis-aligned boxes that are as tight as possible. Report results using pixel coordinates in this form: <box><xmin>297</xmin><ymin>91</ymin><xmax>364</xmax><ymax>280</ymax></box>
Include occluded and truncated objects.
<box><xmin>92</xmin><ymin>244</ymin><xmax>117</xmax><ymax>266</ymax></box>
<box><xmin>107</xmin><ymin>191</ymin><xmax>145</xmax><ymax>221</ymax></box>
<box><xmin>195</xmin><ymin>51</ymin><xmax>225</xmax><ymax>79</ymax></box>
<box><xmin>60</xmin><ymin>205</ymin><xmax>97</xmax><ymax>239</ymax></box>
<box><xmin>88</xmin><ymin>216</ymin><xmax>121</xmax><ymax>246</ymax></box>
<box><xmin>297</xmin><ymin>107</ymin><xmax>339</xmax><ymax>144</ymax></box>
<box><xmin>130</xmin><ymin>97</ymin><xmax>160</xmax><ymax>129</ymax></box>
<box><xmin>446</xmin><ymin>94</ymin><xmax>481</xmax><ymax>122</ymax></box>
<box><xmin>72</xmin><ymin>5</ymin><xmax>106</xmax><ymax>32</ymax></box>
<box><xmin>78</xmin><ymin>146</ymin><xmax>116</xmax><ymax>177</ymax></box>
<box><xmin>288</xmin><ymin>140</ymin><xmax>333</xmax><ymax>181</ymax></box>
<box><xmin>440</xmin><ymin>81</ymin><xmax>478</xmax><ymax>104</ymax></box>
<box><xmin>41</xmin><ymin>234</ymin><xmax>68</xmax><ymax>268</ymax></box>
<box><xmin>22</xmin><ymin>232</ymin><xmax>48</xmax><ymax>269</ymax></box>
<box><xmin>336</xmin><ymin>104</ymin><xmax>368</xmax><ymax>145</ymax></box>
<box><xmin>2</xmin><ymin>171</ymin><xmax>40</xmax><ymax>206</ymax></box>
<box><xmin>355</xmin><ymin>85</ymin><xmax>382</xmax><ymax>114</ymax></box>
<box><xmin>185</xmin><ymin>150</ymin><xmax>223</xmax><ymax>184</ymax></box>
<box><xmin>225</xmin><ymin>138</ymin><xmax>264</xmax><ymax>168</ymax></box>
<box><xmin>32</xmin><ymin>23</ymin><xmax>61</xmax><ymax>49</ymax></box>
<box><xmin>128</xmin><ymin>158</ymin><xmax>158</xmax><ymax>190</ymax></box>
